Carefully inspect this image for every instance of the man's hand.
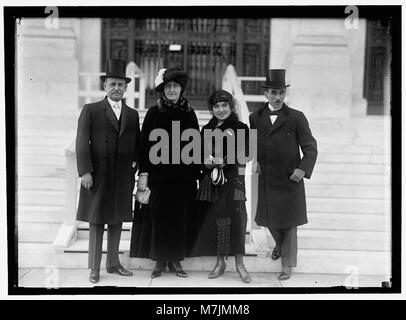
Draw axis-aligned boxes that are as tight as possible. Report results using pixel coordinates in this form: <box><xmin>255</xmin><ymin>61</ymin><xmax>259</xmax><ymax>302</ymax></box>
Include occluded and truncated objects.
<box><xmin>81</xmin><ymin>173</ymin><xmax>93</xmax><ymax>189</ymax></box>
<box><xmin>289</xmin><ymin>168</ymin><xmax>305</xmax><ymax>183</ymax></box>
<box><xmin>137</xmin><ymin>174</ymin><xmax>148</xmax><ymax>191</ymax></box>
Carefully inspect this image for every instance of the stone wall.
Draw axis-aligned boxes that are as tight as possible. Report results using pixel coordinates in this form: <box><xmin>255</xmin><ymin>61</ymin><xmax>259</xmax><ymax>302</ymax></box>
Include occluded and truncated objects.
<box><xmin>270</xmin><ymin>18</ymin><xmax>368</xmax><ymax>118</ymax></box>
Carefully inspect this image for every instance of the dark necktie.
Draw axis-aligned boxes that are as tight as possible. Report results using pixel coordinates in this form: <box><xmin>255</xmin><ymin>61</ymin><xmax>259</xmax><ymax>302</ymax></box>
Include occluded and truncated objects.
<box><xmin>268</xmin><ymin>109</ymin><xmax>280</xmax><ymax>116</ymax></box>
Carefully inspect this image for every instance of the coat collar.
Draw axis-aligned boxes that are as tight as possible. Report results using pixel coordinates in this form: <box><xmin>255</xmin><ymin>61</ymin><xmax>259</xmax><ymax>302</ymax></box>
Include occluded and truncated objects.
<box><xmin>101</xmin><ymin>96</ymin><xmax>129</xmax><ymax>136</ymax></box>
<box><xmin>258</xmin><ymin>103</ymin><xmax>289</xmax><ymax>136</ymax></box>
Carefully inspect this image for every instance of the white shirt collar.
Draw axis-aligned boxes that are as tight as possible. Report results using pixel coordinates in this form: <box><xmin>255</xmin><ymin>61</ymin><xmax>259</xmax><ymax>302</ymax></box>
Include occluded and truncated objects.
<box><xmin>267</xmin><ymin>102</ymin><xmax>278</xmax><ymax>113</ymax></box>
<box><xmin>107</xmin><ymin>97</ymin><xmax>122</xmax><ymax>109</ymax></box>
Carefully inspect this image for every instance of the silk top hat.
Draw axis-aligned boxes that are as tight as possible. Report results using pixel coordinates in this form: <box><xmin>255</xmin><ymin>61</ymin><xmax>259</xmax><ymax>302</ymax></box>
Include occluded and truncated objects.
<box><xmin>155</xmin><ymin>67</ymin><xmax>188</xmax><ymax>92</ymax></box>
<box><xmin>262</xmin><ymin>69</ymin><xmax>290</xmax><ymax>89</ymax></box>
<box><xmin>100</xmin><ymin>59</ymin><xmax>131</xmax><ymax>83</ymax></box>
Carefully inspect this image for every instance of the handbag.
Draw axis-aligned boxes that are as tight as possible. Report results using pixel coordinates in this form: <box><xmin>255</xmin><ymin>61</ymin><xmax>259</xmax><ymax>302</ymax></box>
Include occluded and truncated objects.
<box><xmin>135</xmin><ymin>187</ymin><xmax>151</xmax><ymax>205</ymax></box>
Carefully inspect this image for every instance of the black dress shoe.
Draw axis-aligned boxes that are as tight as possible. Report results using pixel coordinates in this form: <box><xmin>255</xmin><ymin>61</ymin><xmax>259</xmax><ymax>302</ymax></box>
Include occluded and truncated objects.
<box><xmin>271</xmin><ymin>247</ymin><xmax>281</xmax><ymax>260</ymax></box>
<box><xmin>151</xmin><ymin>261</ymin><xmax>166</xmax><ymax>279</ymax></box>
<box><xmin>106</xmin><ymin>265</ymin><xmax>133</xmax><ymax>276</ymax></box>
<box><xmin>168</xmin><ymin>261</ymin><xmax>188</xmax><ymax>278</ymax></box>
<box><xmin>89</xmin><ymin>269</ymin><xmax>100</xmax><ymax>283</ymax></box>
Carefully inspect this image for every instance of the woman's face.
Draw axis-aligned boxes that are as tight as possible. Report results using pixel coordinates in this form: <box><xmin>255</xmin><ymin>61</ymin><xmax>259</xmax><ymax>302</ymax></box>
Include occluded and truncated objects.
<box><xmin>163</xmin><ymin>81</ymin><xmax>182</xmax><ymax>103</ymax></box>
<box><xmin>212</xmin><ymin>101</ymin><xmax>232</xmax><ymax>122</ymax></box>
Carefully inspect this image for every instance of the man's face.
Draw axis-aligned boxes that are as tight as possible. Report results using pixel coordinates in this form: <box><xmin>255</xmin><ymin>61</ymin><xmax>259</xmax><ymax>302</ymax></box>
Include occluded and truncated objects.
<box><xmin>264</xmin><ymin>87</ymin><xmax>286</xmax><ymax>110</ymax></box>
<box><xmin>104</xmin><ymin>77</ymin><xmax>127</xmax><ymax>101</ymax></box>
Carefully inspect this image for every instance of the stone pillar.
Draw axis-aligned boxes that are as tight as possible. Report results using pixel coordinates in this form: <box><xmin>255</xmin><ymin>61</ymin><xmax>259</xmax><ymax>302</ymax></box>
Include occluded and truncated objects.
<box><xmin>344</xmin><ymin>19</ymin><xmax>368</xmax><ymax>116</ymax></box>
<box><xmin>287</xmin><ymin>19</ymin><xmax>353</xmax><ymax>118</ymax></box>
<box><xmin>17</xmin><ymin>18</ymin><xmax>79</xmax><ymax>132</ymax></box>
<box><xmin>270</xmin><ymin>19</ymin><xmax>354</xmax><ymax>118</ymax></box>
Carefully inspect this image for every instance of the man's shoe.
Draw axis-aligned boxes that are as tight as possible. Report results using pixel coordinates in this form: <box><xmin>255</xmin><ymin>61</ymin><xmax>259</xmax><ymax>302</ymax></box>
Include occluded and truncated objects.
<box><xmin>278</xmin><ymin>266</ymin><xmax>292</xmax><ymax>281</ymax></box>
<box><xmin>106</xmin><ymin>265</ymin><xmax>133</xmax><ymax>276</ymax></box>
<box><xmin>89</xmin><ymin>269</ymin><xmax>100</xmax><ymax>283</ymax></box>
<box><xmin>271</xmin><ymin>246</ymin><xmax>281</xmax><ymax>260</ymax></box>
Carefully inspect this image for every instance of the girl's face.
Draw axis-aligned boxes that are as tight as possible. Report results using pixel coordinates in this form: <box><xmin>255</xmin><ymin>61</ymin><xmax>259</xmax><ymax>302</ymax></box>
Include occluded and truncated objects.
<box><xmin>163</xmin><ymin>81</ymin><xmax>182</xmax><ymax>103</ymax></box>
<box><xmin>212</xmin><ymin>101</ymin><xmax>232</xmax><ymax>122</ymax></box>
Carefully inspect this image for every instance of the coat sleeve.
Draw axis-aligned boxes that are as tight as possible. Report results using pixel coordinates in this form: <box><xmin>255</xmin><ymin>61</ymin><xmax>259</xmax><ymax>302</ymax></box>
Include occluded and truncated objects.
<box><xmin>296</xmin><ymin>112</ymin><xmax>318</xmax><ymax>179</ymax></box>
<box><xmin>189</xmin><ymin>109</ymin><xmax>201</xmax><ymax>180</ymax></box>
<box><xmin>76</xmin><ymin>104</ymin><xmax>93</xmax><ymax>177</ymax></box>
<box><xmin>138</xmin><ymin>107</ymin><xmax>155</xmax><ymax>174</ymax></box>
<box><xmin>134</xmin><ymin>111</ymin><xmax>141</xmax><ymax>173</ymax></box>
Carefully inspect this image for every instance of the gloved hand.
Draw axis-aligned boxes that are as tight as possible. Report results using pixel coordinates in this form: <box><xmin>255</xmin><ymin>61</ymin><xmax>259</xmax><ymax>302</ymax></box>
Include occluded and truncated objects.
<box><xmin>81</xmin><ymin>172</ymin><xmax>93</xmax><ymax>189</ymax></box>
<box><xmin>289</xmin><ymin>168</ymin><xmax>305</xmax><ymax>183</ymax></box>
<box><xmin>137</xmin><ymin>174</ymin><xmax>149</xmax><ymax>191</ymax></box>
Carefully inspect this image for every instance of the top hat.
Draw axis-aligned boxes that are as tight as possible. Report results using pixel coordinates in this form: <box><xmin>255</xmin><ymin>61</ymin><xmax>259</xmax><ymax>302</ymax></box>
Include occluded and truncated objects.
<box><xmin>155</xmin><ymin>67</ymin><xmax>188</xmax><ymax>92</ymax></box>
<box><xmin>100</xmin><ymin>59</ymin><xmax>131</xmax><ymax>83</ymax></box>
<box><xmin>262</xmin><ymin>69</ymin><xmax>290</xmax><ymax>89</ymax></box>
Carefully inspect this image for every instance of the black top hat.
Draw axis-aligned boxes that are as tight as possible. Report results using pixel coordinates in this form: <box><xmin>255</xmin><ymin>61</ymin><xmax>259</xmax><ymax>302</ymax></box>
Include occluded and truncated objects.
<box><xmin>262</xmin><ymin>69</ymin><xmax>290</xmax><ymax>89</ymax></box>
<box><xmin>100</xmin><ymin>59</ymin><xmax>131</xmax><ymax>83</ymax></box>
<box><xmin>155</xmin><ymin>67</ymin><xmax>188</xmax><ymax>92</ymax></box>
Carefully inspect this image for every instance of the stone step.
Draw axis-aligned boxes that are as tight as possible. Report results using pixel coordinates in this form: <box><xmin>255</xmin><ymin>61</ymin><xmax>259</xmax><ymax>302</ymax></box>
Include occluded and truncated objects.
<box><xmin>18</xmin><ymin>190</ymin><xmax>66</xmax><ymax>206</ymax></box>
<box><xmin>18</xmin><ymin>115</ymin><xmax>77</xmax><ymax>132</ymax></box>
<box><xmin>17</xmin><ymin>145</ymin><xmax>67</xmax><ymax>156</ymax></box>
<box><xmin>18</xmin><ymin>222</ymin><xmax>61</xmax><ymax>243</ymax></box>
<box><xmin>261</xmin><ymin>228</ymin><xmax>390</xmax><ymax>252</ymax></box>
<box><xmin>317</xmin><ymin>153</ymin><xmax>387</xmax><ymax>165</ymax></box>
<box><xmin>304</xmin><ymin>212</ymin><xmax>390</xmax><ymax>232</ymax></box>
<box><xmin>307</xmin><ymin>197</ymin><xmax>388</xmax><ymax>215</ymax></box>
<box><xmin>305</xmin><ymin>184</ymin><xmax>389</xmax><ymax>200</ymax></box>
<box><xmin>18</xmin><ymin>177</ymin><xmax>66</xmax><ymax>191</ymax></box>
<box><xmin>308</xmin><ymin>172</ymin><xmax>388</xmax><ymax>186</ymax></box>
<box><xmin>76</xmin><ymin>222</ymin><xmax>132</xmax><ymax>240</ymax></box>
<box><xmin>18</xmin><ymin>154</ymin><xmax>66</xmax><ymax>166</ymax></box>
<box><xmin>18</xmin><ymin>242</ymin><xmax>390</xmax><ymax>275</ymax></box>
<box><xmin>318</xmin><ymin>144</ymin><xmax>385</xmax><ymax>155</ymax></box>
<box><xmin>18</xmin><ymin>164</ymin><xmax>66</xmax><ymax>178</ymax></box>
<box><xmin>17</xmin><ymin>135</ymin><xmax>72</xmax><ymax>147</ymax></box>
<box><xmin>18</xmin><ymin>205</ymin><xmax>64</xmax><ymax>223</ymax></box>
<box><xmin>313</xmin><ymin>163</ymin><xmax>390</xmax><ymax>174</ymax></box>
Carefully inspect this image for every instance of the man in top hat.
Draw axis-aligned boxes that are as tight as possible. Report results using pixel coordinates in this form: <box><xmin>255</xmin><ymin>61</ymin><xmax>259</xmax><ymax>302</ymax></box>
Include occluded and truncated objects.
<box><xmin>249</xmin><ymin>69</ymin><xmax>318</xmax><ymax>280</ymax></box>
<box><xmin>76</xmin><ymin>59</ymin><xmax>141</xmax><ymax>283</ymax></box>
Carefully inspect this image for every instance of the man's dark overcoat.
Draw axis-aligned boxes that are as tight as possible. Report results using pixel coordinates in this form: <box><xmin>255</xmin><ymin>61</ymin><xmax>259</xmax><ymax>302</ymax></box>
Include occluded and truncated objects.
<box><xmin>249</xmin><ymin>103</ymin><xmax>317</xmax><ymax>229</ymax></box>
<box><xmin>76</xmin><ymin>96</ymin><xmax>140</xmax><ymax>224</ymax></box>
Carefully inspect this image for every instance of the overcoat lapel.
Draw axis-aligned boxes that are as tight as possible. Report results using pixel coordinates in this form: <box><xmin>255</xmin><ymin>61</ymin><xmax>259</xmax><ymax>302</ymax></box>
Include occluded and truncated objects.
<box><xmin>258</xmin><ymin>105</ymin><xmax>273</xmax><ymax>136</ymax></box>
<box><xmin>102</xmin><ymin>97</ymin><xmax>119</xmax><ymax>133</ymax></box>
<box><xmin>269</xmin><ymin>110</ymin><xmax>287</xmax><ymax>135</ymax></box>
<box><xmin>119</xmin><ymin>104</ymin><xmax>129</xmax><ymax>137</ymax></box>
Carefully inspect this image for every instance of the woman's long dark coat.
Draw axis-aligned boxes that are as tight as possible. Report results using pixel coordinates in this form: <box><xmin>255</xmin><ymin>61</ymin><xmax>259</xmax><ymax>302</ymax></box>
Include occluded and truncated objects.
<box><xmin>129</xmin><ymin>102</ymin><xmax>200</xmax><ymax>262</ymax></box>
<box><xmin>249</xmin><ymin>103</ymin><xmax>317</xmax><ymax>229</ymax></box>
<box><xmin>192</xmin><ymin>113</ymin><xmax>250</xmax><ymax>256</ymax></box>
<box><xmin>76</xmin><ymin>97</ymin><xmax>140</xmax><ymax>224</ymax></box>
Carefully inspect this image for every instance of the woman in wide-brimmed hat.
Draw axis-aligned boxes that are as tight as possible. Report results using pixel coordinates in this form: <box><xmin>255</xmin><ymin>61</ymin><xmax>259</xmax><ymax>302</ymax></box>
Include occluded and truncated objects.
<box><xmin>129</xmin><ymin>67</ymin><xmax>200</xmax><ymax>279</ymax></box>
<box><xmin>192</xmin><ymin>89</ymin><xmax>252</xmax><ymax>283</ymax></box>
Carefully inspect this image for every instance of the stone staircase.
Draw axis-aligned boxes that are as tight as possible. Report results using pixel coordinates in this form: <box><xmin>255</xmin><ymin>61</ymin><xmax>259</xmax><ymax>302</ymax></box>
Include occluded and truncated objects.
<box><xmin>17</xmin><ymin>111</ymin><xmax>391</xmax><ymax>277</ymax></box>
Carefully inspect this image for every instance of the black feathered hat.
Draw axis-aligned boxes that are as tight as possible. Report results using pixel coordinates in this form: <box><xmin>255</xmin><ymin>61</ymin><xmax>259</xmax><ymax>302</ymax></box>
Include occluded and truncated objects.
<box><xmin>155</xmin><ymin>67</ymin><xmax>188</xmax><ymax>92</ymax></box>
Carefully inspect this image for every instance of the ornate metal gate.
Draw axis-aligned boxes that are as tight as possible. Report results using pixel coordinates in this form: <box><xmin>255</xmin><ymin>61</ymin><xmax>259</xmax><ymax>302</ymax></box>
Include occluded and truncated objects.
<box><xmin>102</xmin><ymin>18</ymin><xmax>270</xmax><ymax>109</ymax></box>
